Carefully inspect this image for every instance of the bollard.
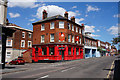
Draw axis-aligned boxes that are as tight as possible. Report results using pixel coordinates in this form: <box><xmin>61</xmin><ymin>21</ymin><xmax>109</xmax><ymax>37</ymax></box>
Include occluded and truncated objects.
<box><xmin>113</xmin><ymin>60</ymin><xmax>120</xmax><ymax>80</ymax></box>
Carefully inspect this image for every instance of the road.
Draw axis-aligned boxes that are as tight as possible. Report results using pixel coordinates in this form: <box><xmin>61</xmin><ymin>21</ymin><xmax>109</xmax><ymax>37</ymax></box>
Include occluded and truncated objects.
<box><xmin>2</xmin><ymin>56</ymin><xmax>116</xmax><ymax>79</ymax></box>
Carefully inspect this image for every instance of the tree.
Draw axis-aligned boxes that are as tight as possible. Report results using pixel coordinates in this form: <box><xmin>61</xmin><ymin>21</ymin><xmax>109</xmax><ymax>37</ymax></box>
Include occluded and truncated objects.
<box><xmin>111</xmin><ymin>37</ymin><xmax>120</xmax><ymax>45</ymax></box>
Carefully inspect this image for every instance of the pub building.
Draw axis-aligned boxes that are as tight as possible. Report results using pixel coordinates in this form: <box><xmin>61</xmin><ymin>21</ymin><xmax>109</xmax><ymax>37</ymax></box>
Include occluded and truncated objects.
<box><xmin>32</xmin><ymin>10</ymin><xmax>84</xmax><ymax>62</ymax></box>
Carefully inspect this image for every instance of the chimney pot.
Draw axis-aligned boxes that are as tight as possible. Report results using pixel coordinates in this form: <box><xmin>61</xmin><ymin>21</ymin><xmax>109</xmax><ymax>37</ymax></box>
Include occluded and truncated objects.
<box><xmin>64</xmin><ymin>11</ymin><xmax>68</xmax><ymax>19</ymax></box>
<box><xmin>71</xmin><ymin>16</ymin><xmax>75</xmax><ymax>22</ymax></box>
<box><xmin>42</xmin><ymin>10</ymin><xmax>47</xmax><ymax>19</ymax></box>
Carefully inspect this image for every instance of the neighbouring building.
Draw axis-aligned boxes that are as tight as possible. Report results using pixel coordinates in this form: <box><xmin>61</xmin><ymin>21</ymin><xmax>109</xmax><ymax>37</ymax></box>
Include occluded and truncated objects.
<box><xmin>97</xmin><ymin>40</ymin><xmax>111</xmax><ymax>56</ymax></box>
<box><xmin>32</xmin><ymin>10</ymin><xmax>84</xmax><ymax>62</ymax></box>
<box><xmin>5</xmin><ymin>21</ymin><xmax>33</xmax><ymax>62</ymax></box>
<box><xmin>84</xmin><ymin>36</ymin><xmax>101</xmax><ymax>58</ymax></box>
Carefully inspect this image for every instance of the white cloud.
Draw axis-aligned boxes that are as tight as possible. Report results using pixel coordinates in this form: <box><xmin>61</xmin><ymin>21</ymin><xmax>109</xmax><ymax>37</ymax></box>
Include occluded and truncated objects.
<box><xmin>75</xmin><ymin>18</ymin><xmax>84</xmax><ymax>24</ymax></box>
<box><xmin>107</xmin><ymin>25</ymin><xmax>118</xmax><ymax>36</ymax></box>
<box><xmin>113</xmin><ymin>14</ymin><xmax>120</xmax><ymax>18</ymax></box>
<box><xmin>90</xmin><ymin>34</ymin><xmax>100</xmax><ymax>37</ymax></box>
<box><xmin>85</xmin><ymin>25</ymin><xmax>95</xmax><ymax>33</ymax></box>
<box><xmin>75</xmin><ymin>10</ymin><xmax>79</xmax><ymax>13</ymax></box>
<box><xmin>86</xmin><ymin>4</ymin><xmax>100</xmax><ymax>12</ymax></box>
<box><xmin>96</xmin><ymin>29</ymin><xmax>100</xmax><ymax>32</ymax></box>
<box><xmin>85</xmin><ymin>14</ymin><xmax>88</xmax><ymax>17</ymax></box>
<box><xmin>8</xmin><ymin>0</ymin><xmax>40</xmax><ymax>8</ymax></box>
<box><xmin>29</xmin><ymin>19</ymin><xmax>36</xmax><ymax>21</ymax></box>
<box><xmin>9</xmin><ymin>13</ymin><xmax>20</xmax><ymax>18</ymax></box>
<box><xmin>36</xmin><ymin>5</ymin><xmax>78</xmax><ymax>20</ymax></box>
<box><xmin>27</xmin><ymin>23</ymin><xmax>30</xmax><ymax>25</ymax></box>
<box><xmin>72</xmin><ymin>6</ymin><xmax>77</xmax><ymax>9</ymax></box>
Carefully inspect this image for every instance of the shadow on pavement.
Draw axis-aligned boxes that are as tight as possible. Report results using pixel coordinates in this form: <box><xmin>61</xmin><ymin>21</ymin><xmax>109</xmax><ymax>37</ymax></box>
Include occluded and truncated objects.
<box><xmin>103</xmin><ymin>68</ymin><xmax>114</xmax><ymax>71</ymax></box>
<box><xmin>4</xmin><ymin>66</ymin><xmax>16</xmax><ymax>69</ymax></box>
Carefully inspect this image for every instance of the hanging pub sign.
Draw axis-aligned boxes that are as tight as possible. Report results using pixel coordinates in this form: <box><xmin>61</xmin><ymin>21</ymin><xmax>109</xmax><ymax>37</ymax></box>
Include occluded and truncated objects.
<box><xmin>59</xmin><ymin>32</ymin><xmax>65</xmax><ymax>41</ymax></box>
<box><xmin>75</xmin><ymin>36</ymin><xmax>79</xmax><ymax>41</ymax></box>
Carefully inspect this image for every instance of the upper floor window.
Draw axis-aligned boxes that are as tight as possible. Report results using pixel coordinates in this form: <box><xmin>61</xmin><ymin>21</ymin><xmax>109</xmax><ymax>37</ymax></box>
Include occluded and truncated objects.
<box><xmin>22</xmin><ymin>32</ymin><xmax>25</xmax><ymax>38</ymax></box>
<box><xmin>28</xmin><ymin>41</ymin><xmax>32</xmax><ymax>47</ymax></box>
<box><xmin>79</xmin><ymin>37</ymin><xmax>81</xmax><ymax>44</ymax></box>
<box><xmin>79</xmin><ymin>28</ymin><xmax>81</xmax><ymax>34</ymax></box>
<box><xmin>29</xmin><ymin>33</ymin><xmax>32</xmax><ymax>38</ymax></box>
<box><xmin>68</xmin><ymin>23</ymin><xmax>71</xmax><ymax>30</ymax></box>
<box><xmin>50</xmin><ymin>34</ymin><xmax>54</xmax><ymax>42</ymax></box>
<box><xmin>6</xmin><ymin>40</ymin><xmax>12</xmax><ymax>46</ymax></box>
<box><xmin>41</xmin><ymin>24</ymin><xmax>45</xmax><ymax>31</ymax></box>
<box><xmin>72</xmin><ymin>24</ymin><xmax>74</xmax><ymax>31</ymax></box>
<box><xmin>50</xmin><ymin>22</ymin><xmax>54</xmax><ymax>29</ymax></box>
<box><xmin>68</xmin><ymin>34</ymin><xmax>71</xmax><ymax>42</ymax></box>
<box><xmin>21</xmin><ymin>40</ymin><xmax>25</xmax><ymax>48</ymax></box>
<box><xmin>59</xmin><ymin>21</ymin><xmax>64</xmax><ymax>28</ymax></box>
<box><xmin>82</xmin><ymin>29</ymin><xmax>84</xmax><ymax>34</ymax></box>
<box><xmin>76</xmin><ymin>27</ymin><xmax>78</xmax><ymax>32</ymax></box>
<box><xmin>72</xmin><ymin>35</ymin><xmax>74</xmax><ymax>43</ymax></box>
<box><xmin>41</xmin><ymin>35</ymin><xmax>45</xmax><ymax>43</ymax></box>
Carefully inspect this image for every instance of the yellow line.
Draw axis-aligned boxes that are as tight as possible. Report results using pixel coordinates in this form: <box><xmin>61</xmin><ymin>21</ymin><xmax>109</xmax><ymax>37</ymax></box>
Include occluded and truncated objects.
<box><xmin>107</xmin><ymin>61</ymin><xmax>114</xmax><ymax>78</ymax></box>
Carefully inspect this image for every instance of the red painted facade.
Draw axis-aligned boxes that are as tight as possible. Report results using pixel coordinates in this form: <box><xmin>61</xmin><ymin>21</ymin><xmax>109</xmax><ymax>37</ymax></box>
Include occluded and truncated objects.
<box><xmin>32</xmin><ymin>45</ymin><xmax>83</xmax><ymax>62</ymax></box>
<box><xmin>32</xmin><ymin>10</ymin><xmax>84</xmax><ymax>62</ymax></box>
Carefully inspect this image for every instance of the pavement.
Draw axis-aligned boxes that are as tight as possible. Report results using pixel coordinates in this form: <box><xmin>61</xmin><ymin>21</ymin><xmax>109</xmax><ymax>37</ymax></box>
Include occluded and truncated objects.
<box><xmin>1</xmin><ymin>56</ymin><xmax>117</xmax><ymax>80</ymax></box>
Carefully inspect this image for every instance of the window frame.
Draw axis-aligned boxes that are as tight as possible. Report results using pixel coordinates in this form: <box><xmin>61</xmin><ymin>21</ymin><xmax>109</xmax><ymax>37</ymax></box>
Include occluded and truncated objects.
<box><xmin>50</xmin><ymin>34</ymin><xmax>54</xmax><ymax>42</ymax></box>
<box><xmin>22</xmin><ymin>32</ymin><xmax>25</xmax><ymax>38</ymax></box>
<box><xmin>21</xmin><ymin>40</ymin><xmax>25</xmax><ymax>48</ymax></box>
<box><xmin>28</xmin><ymin>32</ymin><xmax>32</xmax><ymax>38</ymax></box>
<box><xmin>41</xmin><ymin>35</ymin><xmax>45</xmax><ymax>43</ymax></box>
<box><xmin>59</xmin><ymin>21</ymin><xmax>64</xmax><ymax>29</ymax></box>
<box><xmin>72</xmin><ymin>24</ymin><xmax>74</xmax><ymax>31</ymax></box>
<box><xmin>50</xmin><ymin>22</ymin><xmax>55</xmax><ymax>29</ymax></box>
<box><xmin>28</xmin><ymin>41</ymin><xmax>32</xmax><ymax>47</ymax></box>
<box><xmin>72</xmin><ymin>35</ymin><xmax>74</xmax><ymax>43</ymax></box>
<box><xmin>41</xmin><ymin>24</ymin><xmax>45</xmax><ymax>31</ymax></box>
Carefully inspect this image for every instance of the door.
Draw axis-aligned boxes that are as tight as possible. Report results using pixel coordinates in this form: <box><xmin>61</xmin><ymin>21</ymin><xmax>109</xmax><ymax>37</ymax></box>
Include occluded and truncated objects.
<box><xmin>59</xmin><ymin>50</ymin><xmax>64</xmax><ymax>60</ymax></box>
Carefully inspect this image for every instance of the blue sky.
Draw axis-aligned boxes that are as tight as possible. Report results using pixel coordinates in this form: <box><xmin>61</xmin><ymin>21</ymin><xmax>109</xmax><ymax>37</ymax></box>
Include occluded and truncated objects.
<box><xmin>7</xmin><ymin>2</ymin><xmax>119</xmax><ymax>45</ymax></box>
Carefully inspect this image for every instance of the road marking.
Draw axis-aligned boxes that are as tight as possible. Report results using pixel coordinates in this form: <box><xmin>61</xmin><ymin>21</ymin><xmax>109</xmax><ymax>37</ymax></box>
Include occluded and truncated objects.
<box><xmin>35</xmin><ymin>75</ymin><xmax>49</xmax><ymax>80</ymax></box>
<box><xmin>41</xmin><ymin>75</ymin><xmax>49</xmax><ymax>78</ymax></box>
<box><xmin>107</xmin><ymin>61</ymin><xmax>114</xmax><ymax>78</ymax></box>
<box><xmin>61</xmin><ymin>67</ymin><xmax>75</xmax><ymax>72</ymax></box>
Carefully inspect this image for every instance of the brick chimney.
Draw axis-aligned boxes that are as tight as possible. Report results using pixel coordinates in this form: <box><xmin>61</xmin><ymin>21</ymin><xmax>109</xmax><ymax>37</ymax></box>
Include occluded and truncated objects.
<box><xmin>42</xmin><ymin>10</ymin><xmax>47</xmax><ymax>19</ymax></box>
<box><xmin>64</xmin><ymin>11</ymin><xmax>68</xmax><ymax>19</ymax></box>
<box><xmin>71</xmin><ymin>16</ymin><xmax>75</xmax><ymax>22</ymax></box>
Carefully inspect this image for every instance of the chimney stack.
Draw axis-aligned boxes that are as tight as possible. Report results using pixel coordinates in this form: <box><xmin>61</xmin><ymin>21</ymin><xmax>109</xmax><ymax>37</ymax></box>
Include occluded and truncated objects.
<box><xmin>42</xmin><ymin>10</ymin><xmax>47</xmax><ymax>19</ymax></box>
<box><xmin>71</xmin><ymin>16</ymin><xmax>75</xmax><ymax>22</ymax></box>
<box><xmin>64</xmin><ymin>11</ymin><xmax>68</xmax><ymax>19</ymax></box>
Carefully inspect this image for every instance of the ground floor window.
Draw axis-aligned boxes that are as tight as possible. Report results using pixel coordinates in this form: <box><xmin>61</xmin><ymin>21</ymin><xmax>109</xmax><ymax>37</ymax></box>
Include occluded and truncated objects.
<box><xmin>68</xmin><ymin>47</ymin><xmax>71</xmax><ymax>55</ymax></box>
<box><xmin>76</xmin><ymin>48</ymin><xmax>79</xmax><ymax>55</ymax></box>
<box><xmin>42</xmin><ymin>47</ymin><xmax>47</xmax><ymax>55</ymax></box>
<box><xmin>49</xmin><ymin>47</ymin><xmax>54</xmax><ymax>55</ymax></box>
<box><xmin>6</xmin><ymin>52</ymin><xmax>11</xmax><ymax>58</ymax></box>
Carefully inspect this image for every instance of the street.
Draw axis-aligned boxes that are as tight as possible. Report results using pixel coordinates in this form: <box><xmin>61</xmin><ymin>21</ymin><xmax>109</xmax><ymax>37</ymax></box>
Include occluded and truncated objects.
<box><xmin>2</xmin><ymin>56</ymin><xmax>115</xmax><ymax>79</ymax></box>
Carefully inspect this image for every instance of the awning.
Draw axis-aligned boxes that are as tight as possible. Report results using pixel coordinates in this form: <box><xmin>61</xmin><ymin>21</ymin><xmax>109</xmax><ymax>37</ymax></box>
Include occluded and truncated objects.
<box><xmin>102</xmin><ymin>49</ymin><xmax>106</xmax><ymax>51</ymax></box>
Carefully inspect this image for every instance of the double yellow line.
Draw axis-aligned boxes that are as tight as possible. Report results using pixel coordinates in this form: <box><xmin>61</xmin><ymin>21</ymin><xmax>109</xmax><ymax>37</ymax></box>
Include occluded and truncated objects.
<box><xmin>107</xmin><ymin>61</ymin><xmax>114</xmax><ymax>78</ymax></box>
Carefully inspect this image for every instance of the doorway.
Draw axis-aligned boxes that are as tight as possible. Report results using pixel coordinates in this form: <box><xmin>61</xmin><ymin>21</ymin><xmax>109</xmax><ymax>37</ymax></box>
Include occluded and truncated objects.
<box><xmin>59</xmin><ymin>50</ymin><xmax>64</xmax><ymax>60</ymax></box>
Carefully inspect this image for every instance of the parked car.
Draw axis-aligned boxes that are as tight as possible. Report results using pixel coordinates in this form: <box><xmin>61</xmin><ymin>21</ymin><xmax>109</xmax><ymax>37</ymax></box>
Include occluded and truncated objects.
<box><xmin>9</xmin><ymin>58</ymin><xmax>25</xmax><ymax>65</ymax></box>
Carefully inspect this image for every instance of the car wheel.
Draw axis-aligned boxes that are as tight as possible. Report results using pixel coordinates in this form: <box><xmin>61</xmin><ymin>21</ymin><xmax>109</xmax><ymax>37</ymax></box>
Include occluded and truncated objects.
<box><xmin>9</xmin><ymin>62</ymin><xmax>12</xmax><ymax>65</ymax></box>
<box><xmin>16</xmin><ymin>62</ymin><xmax>19</xmax><ymax>65</ymax></box>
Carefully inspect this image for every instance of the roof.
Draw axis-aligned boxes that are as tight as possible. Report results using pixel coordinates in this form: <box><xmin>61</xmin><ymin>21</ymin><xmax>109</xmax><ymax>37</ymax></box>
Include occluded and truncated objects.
<box><xmin>6</xmin><ymin>23</ymin><xmax>33</xmax><ymax>32</ymax></box>
<box><xmin>33</xmin><ymin>15</ymin><xmax>66</xmax><ymax>24</ymax></box>
<box><xmin>84</xmin><ymin>36</ymin><xmax>97</xmax><ymax>41</ymax></box>
<box><xmin>32</xmin><ymin>15</ymin><xmax>83</xmax><ymax>27</ymax></box>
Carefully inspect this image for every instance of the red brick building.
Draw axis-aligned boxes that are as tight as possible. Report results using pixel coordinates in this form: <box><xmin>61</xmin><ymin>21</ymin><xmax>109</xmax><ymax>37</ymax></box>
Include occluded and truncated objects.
<box><xmin>32</xmin><ymin>10</ymin><xmax>84</xmax><ymax>62</ymax></box>
<box><xmin>5</xmin><ymin>22</ymin><xmax>33</xmax><ymax>62</ymax></box>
